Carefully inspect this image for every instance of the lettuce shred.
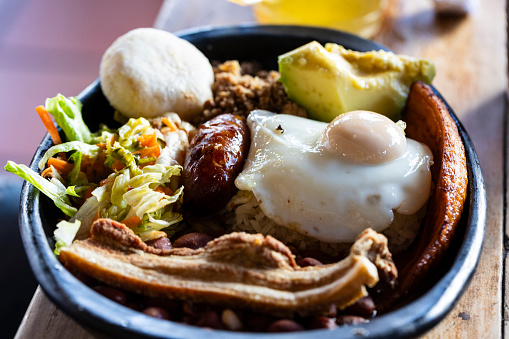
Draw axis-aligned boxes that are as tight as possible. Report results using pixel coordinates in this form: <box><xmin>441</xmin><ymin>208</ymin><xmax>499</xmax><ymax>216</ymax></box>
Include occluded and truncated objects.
<box><xmin>54</xmin><ymin>220</ymin><xmax>81</xmax><ymax>255</ymax></box>
<box><xmin>5</xmin><ymin>161</ymin><xmax>77</xmax><ymax>217</ymax></box>
<box><xmin>45</xmin><ymin>94</ymin><xmax>92</xmax><ymax>143</ymax></box>
<box><xmin>38</xmin><ymin>141</ymin><xmax>100</xmax><ymax>170</ymax></box>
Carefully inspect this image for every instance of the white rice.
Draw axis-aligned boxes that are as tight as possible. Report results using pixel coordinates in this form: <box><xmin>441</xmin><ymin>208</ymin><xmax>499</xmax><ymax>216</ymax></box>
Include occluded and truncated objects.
<box><xmin>225</xmin><ymin>190</ymin><xmax>426</xmax><ymax>256</ymax></box>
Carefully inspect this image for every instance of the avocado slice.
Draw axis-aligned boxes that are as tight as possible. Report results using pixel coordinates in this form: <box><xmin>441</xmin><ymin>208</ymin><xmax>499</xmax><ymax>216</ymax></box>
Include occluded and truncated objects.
<box><xmin>278</xmin><ymin>41</ymin><xmax>435</xmax><ymax>122</ymax></box>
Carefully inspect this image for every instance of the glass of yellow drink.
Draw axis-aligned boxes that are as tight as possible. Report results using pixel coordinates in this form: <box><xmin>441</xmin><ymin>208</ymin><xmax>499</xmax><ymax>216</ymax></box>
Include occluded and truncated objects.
<box><xmin>234</xmin><ymin>0</ymin><xmax>389</xmax><ymax>38</ymax></box>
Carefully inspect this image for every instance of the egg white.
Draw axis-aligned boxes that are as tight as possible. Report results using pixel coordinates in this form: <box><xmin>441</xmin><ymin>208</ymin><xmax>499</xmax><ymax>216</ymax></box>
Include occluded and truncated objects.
<box><xmin>235</xmin><ymin>110</ymin><xmax>433</xmax><ymax>243</ymax></box>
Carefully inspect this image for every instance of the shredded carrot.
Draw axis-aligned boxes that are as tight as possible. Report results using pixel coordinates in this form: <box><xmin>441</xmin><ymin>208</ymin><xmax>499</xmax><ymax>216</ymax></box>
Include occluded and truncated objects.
<box><xmin>134</xmin><ymin>133</ymin><xmax>161</xmax><ymax>159</ymax></box>
<box><xmin>155</xmin><ymin>185</ymin><xmax>173</xmax><ymax>196</ymax></box>
<box><xmin>138</xmin><ymin>133</ymin><xmax>159</xmax><ymax>148</ymax></box>
<box><xmin>47</xmin><ymin>157</ymin><xmax>74</xmax><ymax>175</ymax></box>
<box><xmin>36</xmin><ymin>105</ymin><xmax>62</xmax><ymax>145</ymax></box>
<box><xmin>134</xmin><ymin>145</ymin><xmax>161</xmax><ymax>159</ymax></box>
<box><xmin>122</xmin><ymin>216</ymin><xmax>142</xmax><ymax>229</ymax></box>
<box><xmin>111</xmin><ymin>160</ymin><xmax>125</xmax><ymax>171</ymax></box>
<box><xmin>109</xmin><ymin>135</ymin><xmax>117</xmax><ymax>146</ymax></box>
<box><xmin>86</xmin><ymin>152</ymin><xmax>111</xmax><ymax>182</ymax></box>
<box><xmin>41</xmin><ymin>167</ymin><xmax>53</xmax><ymax>178</ymax></box>
<box><xmin>79</xmin><ymin>156</ymin><xmax>93</xmax><ymax>170</ymax></box>
<box><xmin>161</xmin><ymin>117</ymin><xmax>179</xmax><ymax>132</ymax></box>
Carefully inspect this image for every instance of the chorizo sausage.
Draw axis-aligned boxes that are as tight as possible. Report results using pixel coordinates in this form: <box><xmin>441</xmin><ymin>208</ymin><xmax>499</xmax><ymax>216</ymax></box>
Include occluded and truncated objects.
<box><xmin>182</xmin><ymin>113</ymin><xmax>250</xmax><ymax>217</ymax></box>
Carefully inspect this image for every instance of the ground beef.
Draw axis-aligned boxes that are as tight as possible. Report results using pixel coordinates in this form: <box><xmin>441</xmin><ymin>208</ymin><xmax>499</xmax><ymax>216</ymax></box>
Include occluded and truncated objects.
<box><xmin>195</xmin><ymin>60</ymin><xmax>307</xmax><ymax>125</ymax></box>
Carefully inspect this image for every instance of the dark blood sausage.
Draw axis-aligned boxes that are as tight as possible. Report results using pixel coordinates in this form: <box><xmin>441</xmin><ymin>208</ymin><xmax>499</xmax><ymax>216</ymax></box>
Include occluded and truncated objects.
<box><xmin>182</xmin><ymin>113</ymin><xmax>251</xmax><ymax>217</ymax></box>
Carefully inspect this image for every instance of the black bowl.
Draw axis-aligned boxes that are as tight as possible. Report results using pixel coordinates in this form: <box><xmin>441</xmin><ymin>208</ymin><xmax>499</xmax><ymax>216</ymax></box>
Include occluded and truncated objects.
<box><xmin>19</xmin><ymin>24</ymin><xmax>486</xmax><ymax>339</ymax></box>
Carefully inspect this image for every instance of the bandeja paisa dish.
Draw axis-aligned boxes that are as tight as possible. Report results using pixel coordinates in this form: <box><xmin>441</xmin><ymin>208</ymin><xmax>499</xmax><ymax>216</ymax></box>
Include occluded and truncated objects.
<box><xmin>11</xmin><ymin>25</ymin><xmax>485</xmax><ymax>338</ymax></box>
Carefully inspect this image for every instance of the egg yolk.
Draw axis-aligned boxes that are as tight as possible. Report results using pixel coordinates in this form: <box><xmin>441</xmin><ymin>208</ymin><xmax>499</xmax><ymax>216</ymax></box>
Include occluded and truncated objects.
<box><xmin>319</xmin><ymin>110</ymin><xmax>407</xmax><ymax>164</ymax></box>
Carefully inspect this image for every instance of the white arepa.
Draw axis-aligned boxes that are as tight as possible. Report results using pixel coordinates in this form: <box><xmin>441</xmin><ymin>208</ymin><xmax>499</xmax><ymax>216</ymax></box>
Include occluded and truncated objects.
<box><xmin>100</xmin><ymin>28</ymin><xmax>214</xmax><ymax>120</ymax></box>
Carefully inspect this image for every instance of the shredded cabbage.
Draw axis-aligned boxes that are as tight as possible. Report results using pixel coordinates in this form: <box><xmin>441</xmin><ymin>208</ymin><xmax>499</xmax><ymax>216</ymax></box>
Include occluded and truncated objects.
<box><xmin>70</xmin><ymin>195</ymin><xmax>108</xmax><ymax>240</ymax></box>
<box><xmin>45</xmin><ymin>94</ymin><xmax>92</xmax><ymax>143</ymax></box>
<box><xmin>124</xmin><ymin>184</ymin><xmax>181</xmax><ymax>218</ymax></box>
<box><xmin>143</xmin><ymin>164</ymin><xmax>182</xmax><ymax>184</ymax></box>
<box><xmin>54</xmin><ymin>220</ymin><xmax>81</xmax><ymax>255</ymax></box>
<box><xmin>5</xmin><ymin>161</ymin><xmax>77</xmax><ymax>217</ymax></box>
<box><xmin>67</xmin><ymin>152</ymin><xmax>83</xmax><ymax>186</ymax></box>
<box><xmin>91</xmin><ymin>178</ymin><xmax>113</xmax><ymax>202</ymax></box>
<box><xmin>38</xmin><ymin>141</ymin><xmax>100</xmax><ymax>170</ymax></box>
<box><xmin>105</xmin><ymin>141</ymin><xmax>142</xmax><ymax>176</ymax></box>
<box><xmin>117</xmin><ymin>118</ymin><xmax>153</xmax><ymax>149</ymax></box>
<box><xmin>146</xmin><ymin>210</ymin><xmax>183</xmax><ymax>230</ymax></box>
<box><xmin>6</xmin><ymin>94</ymin><xmax>190</xmax><ymax>254</ymax></box>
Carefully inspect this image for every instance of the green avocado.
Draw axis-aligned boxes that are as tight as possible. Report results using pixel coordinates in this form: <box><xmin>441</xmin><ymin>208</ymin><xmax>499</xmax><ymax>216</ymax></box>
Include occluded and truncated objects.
<box><xmin>278</xmin><ymin>41</ymin><xmax>435</xmax><ymax>122</ymax></box>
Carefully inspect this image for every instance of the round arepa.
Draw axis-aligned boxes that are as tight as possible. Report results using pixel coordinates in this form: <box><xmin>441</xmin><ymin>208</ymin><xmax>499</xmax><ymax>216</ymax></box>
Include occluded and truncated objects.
<box><xmin>99</xmin><ymin>28</ymin><xmax>214</xmax><ymax>120</ymax></box>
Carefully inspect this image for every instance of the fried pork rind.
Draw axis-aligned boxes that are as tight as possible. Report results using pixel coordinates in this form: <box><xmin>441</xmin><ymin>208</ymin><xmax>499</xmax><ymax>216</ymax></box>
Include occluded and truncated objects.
<box><xmin>60</xmin><ymin>219</ymin><xmax>397</xmax><ymax>317</ymax></box>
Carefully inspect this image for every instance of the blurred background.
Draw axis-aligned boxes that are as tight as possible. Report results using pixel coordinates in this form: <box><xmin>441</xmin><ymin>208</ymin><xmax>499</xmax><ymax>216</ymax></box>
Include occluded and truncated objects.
<box><xmin>0</xmin><ymin>0</ymin><xmax>163</xmax><ymax>337</ymax></box>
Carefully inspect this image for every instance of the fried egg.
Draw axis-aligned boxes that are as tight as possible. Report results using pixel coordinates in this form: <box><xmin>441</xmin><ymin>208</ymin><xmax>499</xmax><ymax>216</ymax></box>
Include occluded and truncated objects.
<box><xmin>234</xmin><ymin>110</ymin><xmax>433</xmax><ymax>243</ymax></box>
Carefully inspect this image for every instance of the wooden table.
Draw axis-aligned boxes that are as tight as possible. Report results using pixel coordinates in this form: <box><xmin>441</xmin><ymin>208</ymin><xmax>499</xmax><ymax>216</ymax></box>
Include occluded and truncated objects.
<box><xmin>15</xmin><ymin>0</ymin><xmax>507</xmax><ymax>338</ymax></box>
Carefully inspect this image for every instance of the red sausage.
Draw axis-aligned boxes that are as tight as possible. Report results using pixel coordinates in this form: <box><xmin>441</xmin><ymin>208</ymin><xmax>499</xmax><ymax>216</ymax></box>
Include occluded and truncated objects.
<box><xmin>182</xmin><ymin>114</ymin><xmax>250</xmax><ymax>217</ymax></box>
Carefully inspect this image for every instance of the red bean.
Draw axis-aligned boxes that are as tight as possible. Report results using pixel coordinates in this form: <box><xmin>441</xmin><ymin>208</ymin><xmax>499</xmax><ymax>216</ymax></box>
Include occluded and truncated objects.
<box><xmin>93</xmin><ymin>285</ymin><xmax>127</xmax><ymax>305</ymax></box>
<box><xmin>299</xmin><ymin>250</ymin><xmax>336</xmax><ymax>264</ymax></box>
<box><xmin>143</xmin><ymin>306</ymin><xmax>171</xmax><ymax>320</ymax></box>
<box><xmin>173</xmin><ymin>232</ymin><xmax>213</xmax><ymax>249</ymax></box>
<box><xmin>145</xmin><ymin>236</ymin><xmax>172</xmax><ymax>250</ymax></box>
<box><xmin>342</xmin><ymin>296</ymin><xmax>376</xmax><ymax>318</ymax></box>
<box><xmin>195</xmin><ymin>311</ymin><xmax>225</xmax><ymax>329</ymax></box>
<box><xmin>298</xmin><ymin>257</ymin><xmax>323</xmax><ymax>267</ymax></box>
<box><xmin>267</xmin><ymin>319</ymin><xmax>305</xmax><ymax>332</ymax></box>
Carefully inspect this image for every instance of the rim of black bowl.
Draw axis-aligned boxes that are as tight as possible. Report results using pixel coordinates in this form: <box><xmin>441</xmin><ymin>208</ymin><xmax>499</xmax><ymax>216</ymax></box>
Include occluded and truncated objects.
<box><xmin>19</xmin><ymin>24</ymin><xmax>486</xmax><ymax>339</ymax></box>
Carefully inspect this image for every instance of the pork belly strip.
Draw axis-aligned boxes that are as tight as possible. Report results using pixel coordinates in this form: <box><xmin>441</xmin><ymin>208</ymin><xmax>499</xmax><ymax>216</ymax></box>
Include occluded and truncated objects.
<box><xmin>60</xmin><ymin>219</ymin><xmax>397</xmax><ymax>316</ymax></box>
